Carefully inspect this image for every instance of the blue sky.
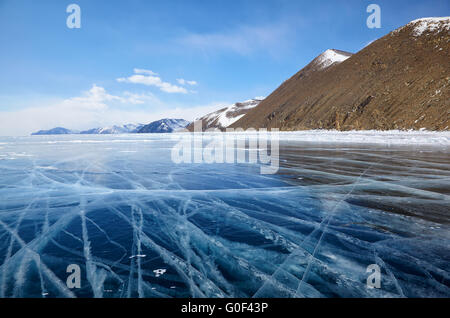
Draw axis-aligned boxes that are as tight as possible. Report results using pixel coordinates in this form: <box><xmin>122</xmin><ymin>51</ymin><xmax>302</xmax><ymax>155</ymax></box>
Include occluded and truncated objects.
<box><xmin>0</xmin><ymin>0</ymin><xmax>448</xmax><ymax>135</ymax></box>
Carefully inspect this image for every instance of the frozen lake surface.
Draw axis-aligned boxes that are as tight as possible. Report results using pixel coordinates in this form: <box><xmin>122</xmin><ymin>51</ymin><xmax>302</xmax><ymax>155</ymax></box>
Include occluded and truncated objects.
<box><xmin>0</xmin><ymin>133</ymin><xmax>449</xmax><ymax>298</ymax></box>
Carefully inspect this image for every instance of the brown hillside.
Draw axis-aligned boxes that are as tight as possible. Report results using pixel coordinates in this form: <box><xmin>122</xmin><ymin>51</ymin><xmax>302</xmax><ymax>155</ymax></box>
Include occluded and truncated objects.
<box><xmin>231</xmin><ymin>18</ymin><xmax>450</xmax><ymax>131</ymax></box>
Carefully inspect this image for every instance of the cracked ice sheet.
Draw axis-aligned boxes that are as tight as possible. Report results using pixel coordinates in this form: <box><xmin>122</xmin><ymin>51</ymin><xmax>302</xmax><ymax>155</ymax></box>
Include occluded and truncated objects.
<box><xmin>0</xmin><ymin>134</ymin><xmax>449</xmax><ymax>298</ymax></box>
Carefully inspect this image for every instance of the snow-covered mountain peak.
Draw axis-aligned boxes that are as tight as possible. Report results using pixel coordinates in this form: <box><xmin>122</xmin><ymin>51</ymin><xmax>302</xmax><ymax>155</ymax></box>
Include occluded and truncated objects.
<box><xmin>137</xmin><ymin>118</ymin><xmax>190</xmax><ymax>133</ymax></box>
<box><xmin>393</xmin><ymin>17</ymin><xmax>450</xmax><ymax>37</ymax></box>
<box><xmin>316</xmin><ymin>49</ymin><xmax>352</xmax><ymax>70</ymax></box>
<box><xmin>31</xmin><ymin>120</ymin><xmax>190</xmax><ymax>135</ymax></box>
<box><xmin>80</xmin><ymin>123</ymin><xmax>144</xmax><ymax>134</ymax></box>
<box><xmin>409</xmin><ymin>17</ymin><xmax>450</xmax><ymax>36</ymax></box>
<box><xmin>202</xmin><ymin>98</ymin><xmax>263</xmax><ymax>129</ymax></box>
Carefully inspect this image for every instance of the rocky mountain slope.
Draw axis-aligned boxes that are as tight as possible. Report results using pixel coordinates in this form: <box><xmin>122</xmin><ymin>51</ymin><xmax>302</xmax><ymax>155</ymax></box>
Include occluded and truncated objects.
<box><xmin>232</xmin><ymin>17</ymin><xmax>450</xmax><ymax>131</ymax></box>
<box><xmin>187</xmin><ymin>98</ymin><xmax>263</xmax><ymax>131</ymax></box>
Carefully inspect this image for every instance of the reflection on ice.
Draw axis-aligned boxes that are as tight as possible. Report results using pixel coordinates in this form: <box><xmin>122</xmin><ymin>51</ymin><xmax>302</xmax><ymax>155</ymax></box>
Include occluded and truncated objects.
<box><xmin>0</xmin><ymin>134</ymin><xmax>449</xmax><ymax>298</ymax></box>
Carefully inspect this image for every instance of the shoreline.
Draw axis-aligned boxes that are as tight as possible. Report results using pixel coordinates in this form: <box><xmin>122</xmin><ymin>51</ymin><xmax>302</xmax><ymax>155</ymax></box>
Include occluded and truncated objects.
<box><xmin>3</xmin><ymin>129</ymin><xmax>448</xmax><ymax>146</ymax></box>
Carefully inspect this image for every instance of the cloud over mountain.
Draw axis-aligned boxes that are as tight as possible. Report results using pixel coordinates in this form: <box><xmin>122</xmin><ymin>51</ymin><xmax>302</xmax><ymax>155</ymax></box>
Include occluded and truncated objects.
<box><xmin>117</xmin><ymin>69</ymin><xmax>188</xmax><ymax>94</ymax></box>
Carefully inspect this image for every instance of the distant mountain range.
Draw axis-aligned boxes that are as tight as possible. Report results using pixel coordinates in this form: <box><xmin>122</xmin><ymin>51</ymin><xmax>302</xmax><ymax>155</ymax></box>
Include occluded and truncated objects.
<box><xmin>80</xmin><ymin>123</ymin><xmax>144</xmax><ymax>135</ymax></box>
<box><xmin>137</xmin><ymin>119</ymin><xmax>190</xmax><ymax>133</ymax></box>
<box><xmin>32</xmin><ymin>127</ymin><xmax>75</xmax><ymax>135</ymax></box>
<box><xmin>231</xmin><ymin>17</ymin><xmax>450</xmax><ymax>131</ymax></box>
<box><xmin>32</xmin><ymin>119</ymin><xmax>189</xmax><ymax>135</ymax></box>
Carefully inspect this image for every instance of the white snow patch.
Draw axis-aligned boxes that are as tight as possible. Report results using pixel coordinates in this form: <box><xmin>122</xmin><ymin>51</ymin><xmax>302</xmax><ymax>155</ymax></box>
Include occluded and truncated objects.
<box><xmin>153</xmin><ymin>269</ymin><xmax>167</xmax><ymax>277</ymax></box>
<box><xmin>196</xmin><ymin>130</ymin><xmax>450</xmax><ymax>146</ymax></box>
<box><xmin>278</xmin><ymin>130</ymin><xmax>450</xmax><ymax>145</ymax></box>
<box><xmin>410</xmin><ymin>17</ymin><xmax>450</xmax><ymax>36</ymax></box>
<box><xmin>129</xmin><ymin>254</ymin><xmax>146</xmax><ymax>259</ymax></box>
<box><xmin>394</xmin><ymin>17</ymin><xmax>450</xmax><ymax>36</ymax></box>
<box><xmin>201</xmin><ymin>98</ymin><xmax>262</xmax><ymax>128</ymax></box>
<box><xmin>316</xmin><ymin>49</ymin><xmax>351</xmax><ymax>70</ymax></box>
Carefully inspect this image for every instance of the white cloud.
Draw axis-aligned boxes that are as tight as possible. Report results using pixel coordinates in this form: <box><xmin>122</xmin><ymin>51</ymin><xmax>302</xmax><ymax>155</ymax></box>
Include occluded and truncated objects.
<box><xmin>177</xmin><ymin>78</ymin><xmax>198</xmax><ymax>86</ymax></box>
<box><xmin>133</xmin><ymin>68</ymin><xmax>158</xmax><ymax>76</ymax></box>
<box><xmin>117</xmin><ymin>69</ymin><xmax>188</xmax><ymax>94</ymax></box>
<box><xmin>60</xmin><ymin>84</ymin><xmax>156</xmax><ymax>110</ymax></box>
<box><xmin>62</xmin><ymin>84</ymin><xmax>123</xmax><ymax>110</ymax></box>
<box><xmin>0</xmin><ymin>84</ymin><xmax>228</xmax><ymax>136</ymax></box>
<box><xmin>122</xmin><ymin>91</ymin><xmax>157</xmax><ymax>105</ymax></box>
<box><xmin>178</xmin><ymin>24</ymin><xmax>289</xmax><ymax>56</ymax></box>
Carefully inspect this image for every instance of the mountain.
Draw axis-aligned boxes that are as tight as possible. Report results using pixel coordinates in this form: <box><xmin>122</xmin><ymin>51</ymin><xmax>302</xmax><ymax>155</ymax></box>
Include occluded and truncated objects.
<box><xmin>80</xmin><ymin>124</ymin><xmax>144</xmax><ymax>134</ymax></box>
<box><xmin>31</xmin><ymin>127</ymin><xmax>75</xmax><ymax>135</ymax></box>
<box><xmin>31</xmin><ymin>120</ymin><xmax>189</xmax><ymax>136</ymax></box>
<box><xmin>300</xmin><ymin>49</ymin><xmax>353</xmax><ymax>75</ymax></box>
<box><xmin>187</xmin><ymin>98</ymin><xmax>263</xmax><ymax>131</ymax></box>
<box><xmin>232</xmin><ymin>17</ymin><xmax>450</xmax><ymax>131</ymax></box>
<box><xmin>137</xmin><ymin>118</ymin><xmax>190</xmax><ymax>133</ymax></box>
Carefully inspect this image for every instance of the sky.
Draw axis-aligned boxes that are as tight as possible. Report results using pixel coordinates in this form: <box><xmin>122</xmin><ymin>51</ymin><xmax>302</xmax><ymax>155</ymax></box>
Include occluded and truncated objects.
<box><xmin>0</xmin><ymin>0</ymin><xmax>448</xmax><ymax>135</ymax></box>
